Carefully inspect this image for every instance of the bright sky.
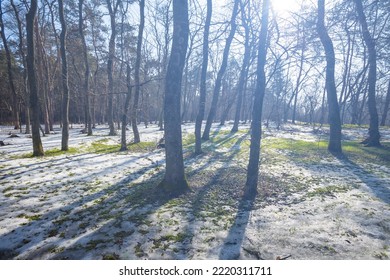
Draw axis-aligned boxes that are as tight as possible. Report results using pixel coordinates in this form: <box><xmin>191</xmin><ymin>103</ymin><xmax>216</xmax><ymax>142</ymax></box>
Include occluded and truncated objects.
<box><xmin>271</xmin><ymin>0</ymin><xmax>301</xmax><ymax>13</ymax></box>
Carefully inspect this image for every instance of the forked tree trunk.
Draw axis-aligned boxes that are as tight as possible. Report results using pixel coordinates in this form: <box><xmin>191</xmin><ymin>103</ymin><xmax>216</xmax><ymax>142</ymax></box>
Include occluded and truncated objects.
<box><xmin>317</xmin><ymin>0</ymin><xmax>342</xmax><ymax>154</ymax></box>
<box><xmin>159</xmin><ymin>0</ymin><xmax>190</xmax><ymax>196</ymax></box>
<box><xmin>26</xmin><ymin>0</ymin><xmax>44</xmax><ymax>156</ymax></box>
<box><xmin>231</xmin><ymin>0</ymin><xmax>251</xmax><ymax>133</ymax></box>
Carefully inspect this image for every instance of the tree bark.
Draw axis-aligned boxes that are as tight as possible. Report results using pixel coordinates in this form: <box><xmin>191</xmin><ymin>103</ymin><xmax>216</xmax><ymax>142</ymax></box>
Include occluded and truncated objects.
<box><xmin>26</xmin><ymin>0</ymin><xmax>44</xmax><ymax>156</ymax></box>
<box><xmin>131</xmin><ymin>0</ymin><xmax>145</xmax><ymax>143</ymax></box>
<box><xmin>159</xmin><ymin>0</ymin><xmax>190</xmax><ymax>196</ymax></box>
<box><xmin>79</xmin><ymin>0</ymin><xmax>92</xmax><ymax>136</ymax></box>
<box><xmin>120</xmin><ymin>64</ymin><xmax>132</xmax><ymax>151</ymax></box>
<box><xmin>231</xmin><ymin>0</ymin><xmax>251</xmax><ymax>133</ymax></box>
<box><xmin>202</xmin><ymin>0</ymin><xmax>239</xmax><ymax>140</ymax></box>
<box><xmin>355</xmin><ymin>0</ymin><xmax>381</xmax><ymax>146</ymax></box>
<box><xmin>59</xmin><ymin>0</ymin><xmax>70</xmax><ymax>151</ymax></box>
<box><xmin>106</xmin><ymin>0</ymin><xmax>119</xmax><ymax>136</ymax></box>
<box><xmin>317</xmin><ymin>0</ymin><xmax>342</xmax><ymax>154</ymax></box>
<box><xmin>194</xmin><ymin>0</ymin><xmax>212</xmax><ymax>154</ymax></box>
<box><xmin>380</xmin><ymin>79</ymin><xmax>390</xmax><ymax>126</ymax></box>
<box><xmin>0</xmin><ymin>3</ymin><xmax>20</xmax><ymax>130</ymax></box>
<box><xmin>10</xmin><ymin>0</ymin><xmax>30</xmax><ymax>133</ymax></box>
<box><xmin>245</xmin><ymin>0</ymin><xmax>269</xmax><ymax>198</ymax></box>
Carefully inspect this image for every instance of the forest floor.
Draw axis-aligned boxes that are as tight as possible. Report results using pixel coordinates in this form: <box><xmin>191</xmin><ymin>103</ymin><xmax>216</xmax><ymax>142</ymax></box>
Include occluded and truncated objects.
<box><xmin>0</xmin><ymin>122</ymin><xmax>390</xmax><ymax>260</ymax></box>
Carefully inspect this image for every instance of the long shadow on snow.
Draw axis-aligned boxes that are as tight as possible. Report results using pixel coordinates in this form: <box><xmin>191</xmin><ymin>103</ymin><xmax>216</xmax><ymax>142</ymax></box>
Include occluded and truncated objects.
<box><xmin>0</xmin><ymin>156</ymin><xmax>166</xmax><ymax>259</ymax></box>
<box><xmin>183</xmin><ymin>131</ymin><xmax>252</xmax><ymax>259</ymax></box>
<box><xmin>339</xmin><ymin>154</ymin><xmax>390</xmax><ymax>205</ymax></box>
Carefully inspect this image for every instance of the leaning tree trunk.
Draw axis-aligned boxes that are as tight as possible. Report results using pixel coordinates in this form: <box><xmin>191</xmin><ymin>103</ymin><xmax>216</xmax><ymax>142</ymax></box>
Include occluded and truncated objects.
<box><xmin>355</xmin><ymin>0</ymin><xmax>380</xmax><ymax>146</ymax></box>
<box><xmin>59</xmin><ymin>0</ymin><xmax>70</xmax><ymax>151</ymax></box>
<box><xmin>245</xmin><ymin>0</ymin><xmax>269</xmax><ymax>198</ymax></box>
<box><xmin>317</xmin><ymin>0</ymin><xmax>342</xmax><ymax>154</ymax></box>
<box><xmin>194</xmin><ymin>0</ymin><xmax>212</xmax><ymax>155</ymax></box>
<box><xmin>202</xmin><ymin>0</ymin><xmax>239</xmax><ymax>141</ymax></box>
<box><xmin>26</xmin><ymin>0</ymin><xmax>44</xmax><ymax>156</ymax></box>
<box><xmin>159</xmin><ymin>0</ymin><xmax>190</xmax><ymax>196</ymax></box>
<box><xmin>0</xmin><ymin>4</ymin><xmax>20</xmax><ymax>130</ymax></box>
<box><xmin>131</xmin><ymin>0</ymin><xmax>145</xmax><ymax>144</ymax></box>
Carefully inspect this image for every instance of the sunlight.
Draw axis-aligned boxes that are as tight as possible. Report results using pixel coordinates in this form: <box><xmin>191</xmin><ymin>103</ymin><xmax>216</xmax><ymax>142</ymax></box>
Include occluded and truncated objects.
<box><xmin>271</xmin><ymin>0</ymin><xmax>300</xmax><ymax>13</ymax></box>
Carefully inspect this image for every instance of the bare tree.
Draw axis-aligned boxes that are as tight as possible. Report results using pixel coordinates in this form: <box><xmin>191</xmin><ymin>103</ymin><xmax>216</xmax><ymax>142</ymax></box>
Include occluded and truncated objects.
<box><xmin>159</xmin><ymin>0</ymin><xmax>190</xmax><ymax>196</ymax></box>
<box><xmin>106</xmin><ymin>0</ymin><xmax>121</xmax><ymax>136</ymax></box>
<box><xmin>202</xmin><ymin>0</ymin><xmax>240</xmax><ymax>141</ymax></box>
<box><xmin>59</xmin><ymin>0</ymin><xmax>70</xmax><ymax>151</ymax></box>
<box><xmin>354</xmin><ymin>0</ymin><xmax>380</xmax><ymax>146</ymax></box>
<box><xmin>26</xmin><ymin>0</ymin><xmax>44</xmax><ymax>156</ymax></box>
<box><xmin>0</xmin><ymin>2</ymin><xmax>20</xmax><ymax>130</ymax></box>
<box><xmin>231</xmin><ymin>0</ymin><xmax>252</xmax><ymax>133</ymax></box>
<box><xmin>317</xmin><ymin>0</ymin><xmax>342</xmax><ymax>154</ymax></box>
<box><xmin>79</xmin><ymin>0</ymin><xmax>92</xmax><ymax>136</ymax></box>
<box><xmin>131</xmin><ymin>0</ymin><xmax>145</xmax><ymax>143</ymax></box>
<box><xmin>381</xmin><ymin>79</ymin><xmax>390</xmax><ymax>126</ymax></box>
<box><xmin>245</xmin><ymin>0</ymin><xmax>269</xmax><ymax>197</ymax></box>
<box><xmin>194</xmin><ymin>0</ymin><xmax>212</xmax><ymax>155</ymax></box>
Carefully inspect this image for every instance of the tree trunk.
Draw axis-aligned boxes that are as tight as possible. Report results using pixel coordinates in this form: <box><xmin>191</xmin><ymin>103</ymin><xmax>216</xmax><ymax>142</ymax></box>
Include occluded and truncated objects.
<box><xmin>232</xmin><ymin>0</ymin><xmax>251</xmax><ymax>133</ymax></box>
<box><xmin>194</xmin><ymin>0</ymin><xmax>212</xmax><ymax>155</ymax></box>
<box><xmin>106</xmin><ymin>0</ymin><xmax>119</xmax><ymax>136</ymax></box>
<box><xmin>0</xmin><ymin>4</ymin><xmax>20</xmax><ymax>130</ymax></box>
<box><xmin>159</xmin><ymin>0</ymin><xmax>190</xmax><ymax>196</ymax></box>
<box><xmin>79</xmin><ymin>0</ymin><xmax>92</xmax><ymax>136</ymax></box>
<box><xmin>120</xmin><ymin>64</ymin><xmax>132</xmax><ymax>151</ymax></box>
<box><xmin>26</xmin><ymin>0</ymin><xmax>44</xmax><ymax>156</ymax></box>
<box><xmin>245</xmin><ymin>0</ymin><xmax>269</xmax><ymax>198</ymax></box>
<box><xmin>59</xmin><ymin>0</ymin><xmax>70</xmax><ymax>151</ymax></box>
<box><xmin>317</xmin><ymin>0</ymin><xmax>342</xmax><ymax>154</ymax></box>
<box><xmin>10</xmin><ymin>0</ymin><xmax>29</xmax><ymax>133</ymax></box>
<box><xmin>202</xmin><ymin>0</ymin><xmax>239</xmax><ymax>140</ymax></box>
<box><xmin>380</xmin><ymin>79</ymin><xmax>390</xmax><ymax>126</ymax></box>
<box><xmin>355</xmin><ymin>0</ymin><xmax>380</xmax><ymax>146</ymax></box>
<box><xmin>131</xmin><ymin>0</ymin><xmax>145</xmax><ymax>143</ymax></box>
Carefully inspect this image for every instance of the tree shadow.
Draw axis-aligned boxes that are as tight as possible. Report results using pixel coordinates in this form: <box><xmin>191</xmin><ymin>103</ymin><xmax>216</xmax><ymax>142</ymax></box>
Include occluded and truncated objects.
<box><xmin>0</xmin><ymin>154</ymin><xmax>170</xmax><ymax>259</ymax></box>
<box><xmin>339</xmin><ymin>154</ymin><xmax>390</xmax><ymax>205</ymax></box>
<box><xmin>0</xmin><ymin>128</ymin><xmax>255</xmax><ymax>260</ymax></box>
<box><xmin>182</xmin><ymin>131</ymin><xmax>252</xmax><ymax>259</ymax></box>
<box><xmin>218</xmin><ymin>187</ymin><xmax>257</xmax><ymax>259</ymax></box>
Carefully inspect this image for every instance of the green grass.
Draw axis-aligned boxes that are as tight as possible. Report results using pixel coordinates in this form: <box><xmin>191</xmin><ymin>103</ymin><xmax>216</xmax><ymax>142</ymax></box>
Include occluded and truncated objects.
<box><xmin>262</xmin><ymin>138</ymin><xmax>390</xmax><ymax>166</ymax></box>
<box><xmin>17</xmin><ymin>213</ymin><xmax>41</xmax><ymax>221</ymax></box>
<box><xmin>86</xmin><ymin>140</ymin><xmax>155</xmax><ymax>154</ymax></box>
<box><xmin>307</xmin><ymin>185</ymin><xmax>350</xmax><ymax>199</ymax></box>
<box><xmin>15</xmin><ymin>147</ymin><xmax>80</xmax><ymax>158</ymax></box>
<box><xmin>2</xmin><ymin>186</ymin><xmax>14</xmax><ymax>193</ymax></box>
<box><xmin>85</xmin><ymin>239</ymin><xmax>106</xmax><ymax>251</ymax></box>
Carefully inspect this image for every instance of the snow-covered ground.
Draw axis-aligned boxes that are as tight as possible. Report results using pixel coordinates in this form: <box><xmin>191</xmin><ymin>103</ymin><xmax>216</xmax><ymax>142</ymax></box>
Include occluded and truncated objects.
<box><xmin>0</xmin><ymin>122</ymin><xmax>389</xmax><ymax>260</ymax></box>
